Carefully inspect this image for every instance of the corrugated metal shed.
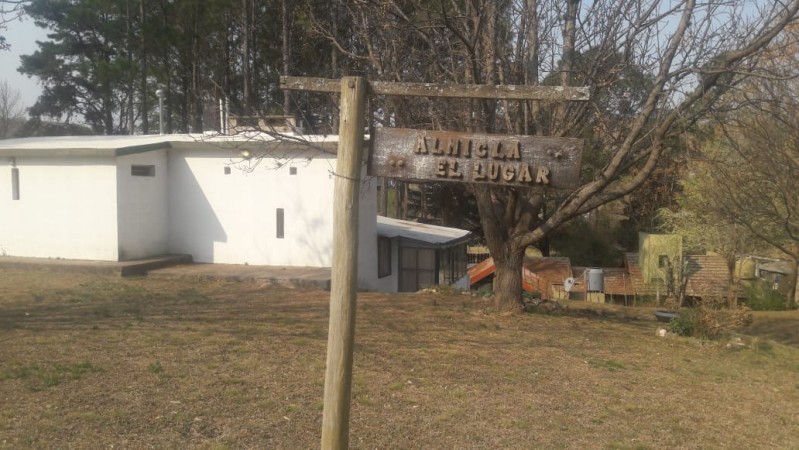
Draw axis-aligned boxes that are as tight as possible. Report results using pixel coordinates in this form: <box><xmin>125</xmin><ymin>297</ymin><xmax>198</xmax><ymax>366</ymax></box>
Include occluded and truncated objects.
<box><xmin>684</xmin><ymin>254</ymin><xmax>731</xmax><ymax>297</ymax></box>
<box><xmin>376</xmin><ymin>216</ymin><xmax>471</xmax><ymax>248</ymax></box>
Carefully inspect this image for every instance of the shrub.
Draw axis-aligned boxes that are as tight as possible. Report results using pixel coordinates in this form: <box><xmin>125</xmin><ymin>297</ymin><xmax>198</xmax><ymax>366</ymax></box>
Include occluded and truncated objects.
<box><xmin>668</xmin><ymin>312</ymin><xmax>696</xmax><ymax>336</ymax></box>
<box><xmin>668</xmin><ymin>299</ymin><xmax>753</xmax><ymax>339</ymax></box>
<box><xmin>745</xmin><ymin>281</ymin><xmax>789</xmax><ymax>311</ymax></box>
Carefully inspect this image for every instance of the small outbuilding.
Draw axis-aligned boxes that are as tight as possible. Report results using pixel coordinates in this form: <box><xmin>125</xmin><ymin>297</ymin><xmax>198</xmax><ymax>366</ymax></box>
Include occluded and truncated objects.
<box><xmin>373</xmin><ymin>216</ymin><xmax>472</xmax><ymax>292</ymax></box>
<box><xmin>0</xmin><ymin>133</ymin><xmax>472</xmax><ymax>292</ymax></box>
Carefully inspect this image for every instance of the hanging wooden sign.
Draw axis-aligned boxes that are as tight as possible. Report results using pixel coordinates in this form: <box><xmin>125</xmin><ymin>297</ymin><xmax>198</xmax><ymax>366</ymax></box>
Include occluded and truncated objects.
<box><xmin>369</xmin><ymin>127</ymin><xmax>583</xmax><ymax>189</ymax></box>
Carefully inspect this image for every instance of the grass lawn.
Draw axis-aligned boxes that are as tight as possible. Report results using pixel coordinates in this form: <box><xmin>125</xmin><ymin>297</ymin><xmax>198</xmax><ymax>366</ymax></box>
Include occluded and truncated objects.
<box><xmin>1</xmin><ymin>268</ymin><xmax>798</xmax><ymax>449</ymax></box>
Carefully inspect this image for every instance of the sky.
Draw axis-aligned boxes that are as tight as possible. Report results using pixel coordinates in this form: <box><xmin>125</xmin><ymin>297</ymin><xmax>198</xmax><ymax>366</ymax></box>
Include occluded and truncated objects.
<box><xmin>0</xmin><ymin>14</ymin><xmax>50</xmax><ymax>114</ymax></box>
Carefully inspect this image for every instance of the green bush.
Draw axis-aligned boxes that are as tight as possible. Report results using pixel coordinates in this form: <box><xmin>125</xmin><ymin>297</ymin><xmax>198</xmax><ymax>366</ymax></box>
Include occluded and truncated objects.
<box><xmin>522</xmin><ymin>290</ymin><xmax>541</xmax><ymax>300</ymax></box>
<box><xmin>668</xmin><ymin>312</ymin><xmax>696</xmax><ymax>336</ymax></box>
<box><xmin>745</xmin><ymin>281</ymin><xmax>789</xmax><ymax>311</ymax></box>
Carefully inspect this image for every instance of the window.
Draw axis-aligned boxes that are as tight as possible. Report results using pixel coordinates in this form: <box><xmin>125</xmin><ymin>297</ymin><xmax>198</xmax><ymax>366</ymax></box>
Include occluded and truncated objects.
<box><xmin>224</xmin><ymin>166</ymin><xmax>231</xmax><ymax>175</ymax></box>
<box><xmin>658</xmin><ymin>255</ymin><xmax>669</xmax><ymax>268</ymax></box>
<box><xmin>131</xmin><ymin>165</ymin><xmax>156</xmax><ymax>177</ymax></box>
<box><xmin>289</xmin><ymin>167</ymin><xmax>297</xmax><ymax>175</ymax></box>
<box><xmin>11</xmin><ymin>167</ymin><xmax>19</xmax><ymax>200</ymax></box>
<box><xmin>399</xmin><ymin>247</ymin><xmax>437</xmax><ymax>292</ymax></box>
<box><xmin>377</xmin><ymin>237</ymin><xmax>391</xmax><ymax>278</ymax></box>
<box><xmin>276</xmin><ymin>208</ymin><xmax>285</xmax><ymax>239</ymax></box>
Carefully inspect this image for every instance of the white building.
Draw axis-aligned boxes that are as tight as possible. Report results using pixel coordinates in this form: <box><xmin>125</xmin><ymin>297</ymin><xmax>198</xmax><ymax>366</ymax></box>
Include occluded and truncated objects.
<box><xmin>0</xmin><ymin>133</ymin><xmax>470</xmax><ymax>292</ymax></box>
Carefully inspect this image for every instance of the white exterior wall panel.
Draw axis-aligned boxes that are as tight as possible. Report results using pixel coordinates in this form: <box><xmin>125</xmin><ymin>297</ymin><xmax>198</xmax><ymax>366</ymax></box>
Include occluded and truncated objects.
<box><xmin>0</xmin><ymin>157</ymin><xmax>119</xmax><ymax>260</ymax></box>
<box><xmin>168</xmin><ymin>147</ymin><xmax>341</xmax><ymax>267</ymax></box>
<box><xmin>116</xmin><ymin>150</ymin><xmax>169</xmax><ymax>260</ymax></box>
<box><xmin>356</xmin><ymin>175</ymin><xmax>380</xmax><ymax>290</ymax></box>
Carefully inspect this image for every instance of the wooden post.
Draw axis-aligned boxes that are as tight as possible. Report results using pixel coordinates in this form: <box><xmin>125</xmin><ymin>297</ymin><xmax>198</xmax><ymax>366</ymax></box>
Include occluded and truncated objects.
<box><xmin>278</xmin><ymin>75</ymin><xmax>589</xmax><ymax>450</ymax></box>
<box><xmin>321</xmin><ymin>76</ymin><xmax>367</xmax><ymax>450</ymax></box>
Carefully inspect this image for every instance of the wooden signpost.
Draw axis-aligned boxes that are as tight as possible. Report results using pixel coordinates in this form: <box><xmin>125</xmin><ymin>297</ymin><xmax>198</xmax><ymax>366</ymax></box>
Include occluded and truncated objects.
<box><xmin>280</xmin><ymin>75</ymin><xmax>588</xmax><ymax>450</ymax></box>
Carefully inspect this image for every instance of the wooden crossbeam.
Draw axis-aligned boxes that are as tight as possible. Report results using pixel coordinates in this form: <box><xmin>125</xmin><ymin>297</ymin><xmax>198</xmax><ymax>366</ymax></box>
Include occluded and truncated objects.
<box><xmin>280</xmin><ymin>76</ymin><xmax>590</xmax><ymax>101</ymax></box>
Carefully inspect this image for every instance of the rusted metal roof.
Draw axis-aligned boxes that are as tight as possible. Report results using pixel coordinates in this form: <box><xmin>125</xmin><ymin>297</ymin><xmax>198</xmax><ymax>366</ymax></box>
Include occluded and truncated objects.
<box><xmin>601</xmin><ymin>268</ymin><xmax>637</xmax><ymax>296</ymax></box>
<box><xmin>684</xmin><ymin>254</ymin><xmax>731</xmax><ymax>297</ymax></box>
<box><xmin>571</xmin><ymin>255</ymin><xmax>657</xmax><ymax>298</ymax></box>
<box><xmin>623</xmin><ymin>253</ymin><xmax>658</xmax><ymax>296</ymax></box>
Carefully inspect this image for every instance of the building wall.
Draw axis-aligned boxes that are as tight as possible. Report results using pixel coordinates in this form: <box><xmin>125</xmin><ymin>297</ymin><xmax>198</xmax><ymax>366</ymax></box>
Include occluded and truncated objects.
<box><xmin>356</xmin><ymin>176</ymin><xmax>380</xmax><ymax>291</ymax></box>
<box><xmin>167</xmin><ymin>146</ymin><xmax>378</xmax><ymax>290</ymax></box>
<box><xmin>638</xmin><ymin>232</ymin><xmax>683</xmax><ymax>282</ymax></box>
<box><xmin>368</xmin><ymin>238</ymin><xmax>400</xmax><ymax>293</ymax></box>
<box><xmin>116</xmin><ymin>151</ymin><xmax>169</xmax><ymax>260</ymax></box>
<box><xmin>0</xmin><ymin>156</ymin><xmax>119</xmax><ymax>260</ymax></box>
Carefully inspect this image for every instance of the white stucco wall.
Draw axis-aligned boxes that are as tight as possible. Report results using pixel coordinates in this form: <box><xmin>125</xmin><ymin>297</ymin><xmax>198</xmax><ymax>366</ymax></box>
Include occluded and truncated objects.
<box><xmin>0</xmin><ymin>156</ymin><xmax>119</xmax><ymax>260</ymax></box>
<box><xmin>366</xmin><ymin>238</ymin><xmax>400</xmax><ymax>293</ymax></box>
<box><xmin>116</xmin><ymin>150</ymin><xmax>169</xmax><ymax>260</ymax></box>
<box><xmin>166</xmin><ymin>144</ymin><xmax>379</xmax><ymax>290</ymax></box>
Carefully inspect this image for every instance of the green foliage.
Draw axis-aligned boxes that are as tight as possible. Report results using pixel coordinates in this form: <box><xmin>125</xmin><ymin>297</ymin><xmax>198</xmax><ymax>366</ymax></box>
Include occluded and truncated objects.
<box><xmin>668</xmin><ymin>312</ymin><xmax>696</xmax><ymax>337</ymax></box>
<box><xmin>147</xmin><ymin>361</ymin><xmax>164</xmax><ymax>374</ymax></box>
<box><xmin>588</xmin><ymin>359</ymin><xmax>626</xmax><ymax>372</ymax></box>
<box><xmin>550</xmin><ymin>217</ymin><xmax>623</xmax><ymax>267</ymax></box>
<box><xmin>19</xmin><ymin>0</ymin><xmax>322</xmax><ymax>134</ymax></box>
<box><xmin>745</xmin><ymin>281</ymin><xmax>790</xmax><ymax>311</ymax></box>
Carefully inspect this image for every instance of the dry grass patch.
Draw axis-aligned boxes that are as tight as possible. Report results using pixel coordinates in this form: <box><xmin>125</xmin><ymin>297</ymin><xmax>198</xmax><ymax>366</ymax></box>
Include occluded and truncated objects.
<box><xmin>1</xmin><ymin>268</ymin><xmax>798</xmax><ymax>449</ymax></box>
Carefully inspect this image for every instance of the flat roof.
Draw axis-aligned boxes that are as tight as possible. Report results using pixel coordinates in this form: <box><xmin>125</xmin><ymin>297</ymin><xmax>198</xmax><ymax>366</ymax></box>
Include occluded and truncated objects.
<box><xmin>0</xmin><ymin>132</ymin><xmax>341</xmax><ymax>157</ymax></box>
<box><xmin>376</xmin><ymin>216</ymin><xmax>472</xmax><ymax>248</ymax></box>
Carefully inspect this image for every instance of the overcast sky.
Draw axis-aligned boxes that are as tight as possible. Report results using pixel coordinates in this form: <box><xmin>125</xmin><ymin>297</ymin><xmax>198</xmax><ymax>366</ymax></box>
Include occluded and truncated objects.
<box><xmin>0</xmin><ymin>15</ymin><xmax>49</xmax><ymax>114</ymax></box>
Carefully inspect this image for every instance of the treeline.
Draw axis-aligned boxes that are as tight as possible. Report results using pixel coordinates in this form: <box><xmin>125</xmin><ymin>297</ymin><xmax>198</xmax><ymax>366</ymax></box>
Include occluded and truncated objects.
<box><xmin>20</xmin><ymin>0</ymin><xmax>353</xmax><ymax>135</ymax></box>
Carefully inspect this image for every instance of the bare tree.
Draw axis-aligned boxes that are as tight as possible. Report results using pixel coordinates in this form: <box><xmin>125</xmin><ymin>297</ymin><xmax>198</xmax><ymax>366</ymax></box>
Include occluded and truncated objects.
<box><xmin>0</xmin><ymin>80</ymin><xmax>24</xmax><ymax>138</ymax></box>
<box><xmin>0</xmin><ymin>0</ymin><xmax>28</xmax><ymax>51</ymax></box>
<box><xmin>312</xmin><ymin>0</ymin><xmax>799</xmax><ymax>311</ymax></box>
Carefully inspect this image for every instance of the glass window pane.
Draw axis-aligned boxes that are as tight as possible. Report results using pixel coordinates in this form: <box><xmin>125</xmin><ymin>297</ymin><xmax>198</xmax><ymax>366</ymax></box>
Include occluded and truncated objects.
<box><xmin>401</xmin><ymin>248</ymin><xmax>417</xmax><ymax>269</ymax></box>
<box><xmin>418</xmin><ymin>249</ymin><xmax>436</xmax><ymax>270</ymax></box>
<box><xmin>400</xmin><ymin>270</ymin><xmax>417</xmax><ymax>292</ymax></box>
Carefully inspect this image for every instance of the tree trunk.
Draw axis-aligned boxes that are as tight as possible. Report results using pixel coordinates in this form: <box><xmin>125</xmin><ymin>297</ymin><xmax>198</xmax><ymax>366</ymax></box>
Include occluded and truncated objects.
<box><xmin>560</xmin><ymin>0</ymin><xmax>579</xmax><ymax>87</ymax></box>
<box><xmin>492</xmin><ymin>248</ymin><xmax>525</xmax><ymax>313</ymax></box>
<box><xmin>126</xmin><ymin>0</ymin><xmax>134</xmax><ymax>134</ymax></box>
<box><xmin>140</xmin><ymin>0</ymin><xmax>149</xmax><ymax>134</ymax></box>
<box><xmin>241</xmin><ymin>0</ymin><xmax>251</xmax><ymax>114</ymax></box>
<box><xmin>282</xmin><ymin>0</ymin><xmax>292</xmax><ymax>115</ymax></box>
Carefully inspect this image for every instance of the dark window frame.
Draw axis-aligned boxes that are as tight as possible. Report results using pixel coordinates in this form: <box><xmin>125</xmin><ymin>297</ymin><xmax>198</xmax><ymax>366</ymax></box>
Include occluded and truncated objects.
<box><xmin>11</xmin><ymin>167</ymin><xmax>19</xmax><ymax>200</ymax></box>
<box><xmin>276</xmin><ymin>208</ymin><xmax>285</xmax><ymax>239</ymax></box>
<box><xmin>377</xmin><ymin>237</ymin><xmax>391</xmax><ymax>278</ymax></box>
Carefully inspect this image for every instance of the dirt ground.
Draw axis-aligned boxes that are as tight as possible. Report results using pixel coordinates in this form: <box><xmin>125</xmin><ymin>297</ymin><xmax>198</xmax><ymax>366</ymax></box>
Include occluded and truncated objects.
<box><xmin>1</xmin><ymin>268</ymin><xmax>798</xmax><ymax>449</ymax></box>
